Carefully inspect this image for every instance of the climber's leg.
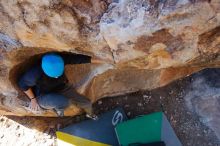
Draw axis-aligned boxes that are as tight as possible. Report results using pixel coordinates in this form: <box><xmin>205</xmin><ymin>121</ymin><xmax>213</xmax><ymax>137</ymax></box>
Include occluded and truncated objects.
<box><xmin>37</xmin><ymin>93</ymin><xmax>69</xmax><ymax>117</ymax></box>
<box><xmin>59</xmin><ymin>85</ymin><xmax>93</xmax><ymax>114</ymax></box>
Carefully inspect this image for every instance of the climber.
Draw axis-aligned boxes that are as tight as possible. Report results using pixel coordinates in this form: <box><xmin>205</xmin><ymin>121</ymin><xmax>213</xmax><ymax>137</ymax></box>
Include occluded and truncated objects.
<box><xmin>18</xmin><ymin>52</ymin><xmax>105</xmax><ymax>119</ymax></box>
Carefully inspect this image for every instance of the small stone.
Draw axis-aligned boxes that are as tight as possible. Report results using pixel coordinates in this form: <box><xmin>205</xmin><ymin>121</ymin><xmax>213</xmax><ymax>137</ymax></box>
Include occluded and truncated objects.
<box><xmin>124</xmin><ymin>104</ymin><xmax>130</xmax><ymax>108</ymax></box>
<box><xmin>137</xmin><ymin>103</ymin><xmax>143</xmax><ymax>106</ymax></box>
<box><xmin>16</xmin><ymin>125</ymin><xmax>20</xmax><ymax>130</ymax></box>
<box><xmin>0</xmin><ymin>118</ymin><xmax>4</xmax><ymax>122</ymax></box>
<box><xmin>98</xmin><ymin>100</ymin><xmax>102</xmax><ymax>105</ymax></box>
<box><xmin>169</xmin><ymin>90</ymin><xmax>174</xmax><ymax>94</ymax></box>
<box><xmin>127</xmin><ymin>112</ymin><xmax>131</xmax><ymax>116</ymax></box>
<box><xmin>75</xmin><ymin>116</ymin><xmax>81</xmax><ymax>122</ymax></box>
<box><xmin>143</xmin><ymin>95</ymin><xmax>151</xmax><ymax>101</ymax></box>
<box><xmin>143</xmin><ymin>95</ymin><xmax>148</xmax><ymax>98</ymax></box>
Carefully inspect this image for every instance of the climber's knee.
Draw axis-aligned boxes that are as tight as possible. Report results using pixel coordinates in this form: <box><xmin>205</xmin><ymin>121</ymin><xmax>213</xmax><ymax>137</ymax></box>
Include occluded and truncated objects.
<box><xmin>37</xmin><ymin>93</ymin><xmax>69</xmax><ymax>110</ymax></box>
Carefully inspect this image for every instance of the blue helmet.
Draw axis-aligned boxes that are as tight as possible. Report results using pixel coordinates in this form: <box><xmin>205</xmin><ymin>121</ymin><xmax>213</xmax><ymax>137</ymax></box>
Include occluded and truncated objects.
<box><xmin>41</xmin><ymin>53</ymin><xmax>64</xmax><ymax>78</ymax></box>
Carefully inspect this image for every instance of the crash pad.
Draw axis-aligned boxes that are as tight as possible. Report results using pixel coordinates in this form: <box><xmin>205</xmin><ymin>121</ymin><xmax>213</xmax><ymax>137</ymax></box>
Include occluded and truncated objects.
<box><xmin>56</xmin><ymin>107</ymin><xmax>127</xmax><ymax>146</ymax></box>
<box><xmin>115</xmin><ymin>112</ymin><xmax>182</xmax><ymax>146</ymax></box>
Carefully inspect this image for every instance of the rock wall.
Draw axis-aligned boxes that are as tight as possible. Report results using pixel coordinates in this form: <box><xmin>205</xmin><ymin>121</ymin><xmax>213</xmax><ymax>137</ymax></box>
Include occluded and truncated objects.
<box><xmin>184</xmin><ymin>68</ymin><xmax>220</xmax><ymax>140</ymax></box>
<box><xmin>0</xmin><ymin>0</ymin><xmax>219</xmax><ymax>116</ymax></box>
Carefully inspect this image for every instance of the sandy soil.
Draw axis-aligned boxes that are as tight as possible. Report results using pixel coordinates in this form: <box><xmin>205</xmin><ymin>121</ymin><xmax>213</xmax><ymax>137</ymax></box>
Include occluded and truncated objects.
<box><xmin>0</xmin><ymin>68</ymin><xmax>219</xmax><ymax>146</ymax></box>
<box><xmin>0</xmin><ymin>116</ymin><xmax>55</xmax><ymax>146</ymax></box>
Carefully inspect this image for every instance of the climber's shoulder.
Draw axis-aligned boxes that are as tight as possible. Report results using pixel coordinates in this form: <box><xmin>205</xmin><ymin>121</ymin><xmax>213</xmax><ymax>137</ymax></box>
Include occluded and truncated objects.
<box><xmin>23</xmin><ymin>65</ymin><xmax>43</xmax><ymax>79</ymax></box>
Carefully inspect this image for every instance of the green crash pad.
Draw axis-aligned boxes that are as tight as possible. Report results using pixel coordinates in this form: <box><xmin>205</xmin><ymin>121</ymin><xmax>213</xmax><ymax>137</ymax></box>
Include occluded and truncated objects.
<box><xmin>115</xmin><ymin>112</ymin><xmax>182</xmax><ymax>146</ymax></box>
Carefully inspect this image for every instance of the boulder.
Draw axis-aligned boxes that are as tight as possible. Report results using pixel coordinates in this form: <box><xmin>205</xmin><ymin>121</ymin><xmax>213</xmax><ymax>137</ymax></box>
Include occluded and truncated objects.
<box><xmin>0</xmin><ymin>0</ymin><xmax>219</xmax><ymax>116</ymax></box>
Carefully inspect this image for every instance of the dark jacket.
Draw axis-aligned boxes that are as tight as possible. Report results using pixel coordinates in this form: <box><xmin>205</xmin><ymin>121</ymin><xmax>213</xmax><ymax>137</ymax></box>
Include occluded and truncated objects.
<box><xmin>18</xmin><ymin>53</ymin><xmax>91</xmax><ymax>96</ymax></box>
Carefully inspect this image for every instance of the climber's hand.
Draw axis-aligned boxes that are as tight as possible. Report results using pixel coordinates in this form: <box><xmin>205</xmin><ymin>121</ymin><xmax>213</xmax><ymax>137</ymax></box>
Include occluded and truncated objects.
<box><xmin>30</xmin><ymin>98</ymin><xmax>41</xmax><ymax>111</ymax></box>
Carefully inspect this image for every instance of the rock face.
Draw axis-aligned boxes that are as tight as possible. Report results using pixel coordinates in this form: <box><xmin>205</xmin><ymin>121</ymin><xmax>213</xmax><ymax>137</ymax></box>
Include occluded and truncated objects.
<box><xmin>185</xmin><ymin>68</ymin><xmax>220</xmax><ymax>140</ymax></box>
<box><xmin>0</xmin><ymin>0</ymin><xmax>219</xmax><ymax>116</ymax></box>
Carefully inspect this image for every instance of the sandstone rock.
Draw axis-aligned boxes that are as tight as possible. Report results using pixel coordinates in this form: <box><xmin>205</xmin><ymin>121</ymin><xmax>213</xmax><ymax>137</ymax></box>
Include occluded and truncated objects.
<box><xmin>0</xmin><ymin>0</ymin><xmax>219</xmax><ymax>116</ymax></box>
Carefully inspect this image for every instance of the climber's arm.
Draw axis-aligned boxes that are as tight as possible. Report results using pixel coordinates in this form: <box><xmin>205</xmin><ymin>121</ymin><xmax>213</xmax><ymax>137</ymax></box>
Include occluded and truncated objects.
<box><xmin>23</xmin><ymin>88</ymin><xmax>40</xmax><ymax>111</ymax></box>
<box><xmin>18</xmin><ymin>66</ymin><xmax>41</xmax><ymax>111</ymax></box>
<box><xmin>62</xmin><ymin>53</ymin><xmax>91</xmax><ymax>64</ymax></box>
<box><xmin>18</xmin><ymin>66</ymin><xmax>41</xmax><ymax>91</ymax></box>
<box><xmin>23</xmin><ymin>88</ymin><xmax>35</xmax><ymax>100</ymax></box>
<box><xmin>62</xmin><ymin>53</ymin><xmax>112</xmax><ymax>64</ymax></box>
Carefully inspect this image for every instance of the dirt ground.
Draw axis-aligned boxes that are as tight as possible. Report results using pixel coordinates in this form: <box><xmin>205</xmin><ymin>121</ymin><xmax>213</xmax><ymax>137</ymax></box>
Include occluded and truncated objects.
<box><xmin>0</xmin><ymin>68</ymin><xmax>220</xmax><ymax>146</ymax></box>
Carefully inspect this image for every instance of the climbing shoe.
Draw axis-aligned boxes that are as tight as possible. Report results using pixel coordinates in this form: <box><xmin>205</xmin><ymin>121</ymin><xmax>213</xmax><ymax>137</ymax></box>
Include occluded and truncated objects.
<box><xmin>54</xmin><ymin>109</ymin><xmax>64</xmax><ymax>117</ymax></box>
<box><xmin>86</xmin><ymin>113</ymin><xmax>99</xmax><ymax>120</ymax></box>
